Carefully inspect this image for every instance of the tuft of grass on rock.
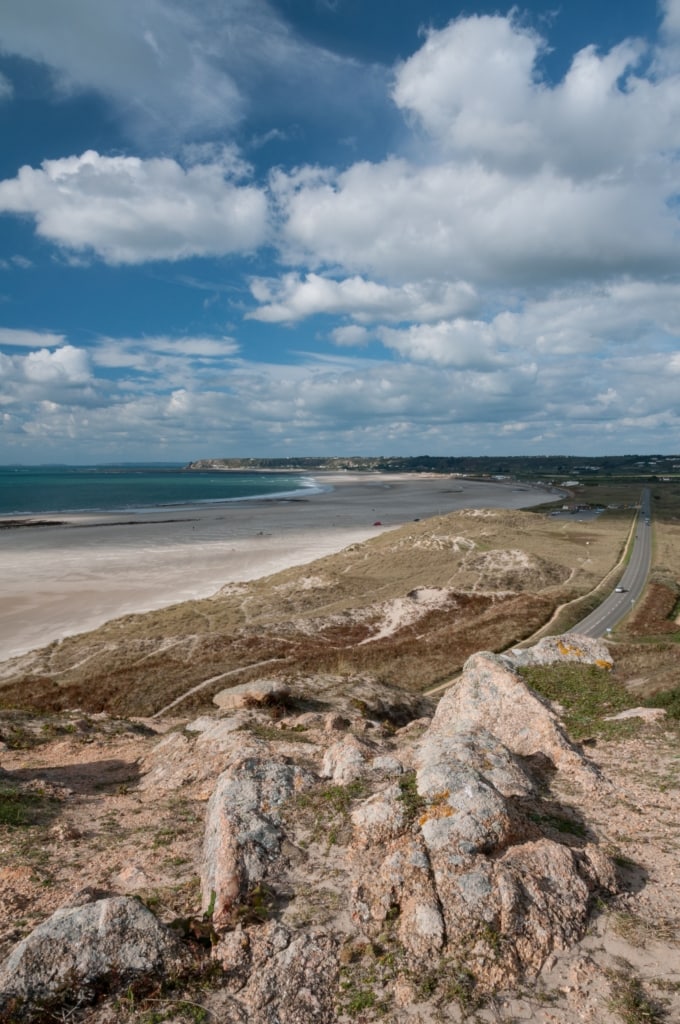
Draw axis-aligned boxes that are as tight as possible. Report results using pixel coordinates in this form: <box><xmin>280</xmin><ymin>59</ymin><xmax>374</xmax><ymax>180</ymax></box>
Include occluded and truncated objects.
<box><xmin>396</xmin><ymin>770</ymin><xmax>426</xmax><ymax>824</ymax></box>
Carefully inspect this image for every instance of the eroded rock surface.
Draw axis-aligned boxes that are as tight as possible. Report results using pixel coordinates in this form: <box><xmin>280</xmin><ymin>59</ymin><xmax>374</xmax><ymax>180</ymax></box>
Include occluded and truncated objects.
<box><xmin>434</xmin><ymin>650</ymin><xmax>602</xmax><ymax>784</ymax></box>
<box><xmin>506</xmin><ymin>633</ymin><xmax>614</xmax><ymax>669</ymax></box>
<box><xmin>350</xmin><ymin>694</ymin><xmax>613</xmax><ymax>989</ymax></box>
<box><xmin>201</xmin><ymin>757</ymin><xmax>313</xmax><ymax>930</ymax></box>
<box><xmin>1</xmin><ymin>659</ymin><xmax>626</xmax><ymax>1023</ymax></box>
<box><xmin>0</xmin><ymin>895</ymin><xmax>184</xmax><ymax>1012</ymax></box>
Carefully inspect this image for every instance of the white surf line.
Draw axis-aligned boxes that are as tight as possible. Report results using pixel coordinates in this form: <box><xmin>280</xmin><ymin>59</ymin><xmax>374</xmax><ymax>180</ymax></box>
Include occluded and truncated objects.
<box><xmin>151</xmin><ymin>657</ymin><xmax>287</xmax><ymax>718</ymax></box>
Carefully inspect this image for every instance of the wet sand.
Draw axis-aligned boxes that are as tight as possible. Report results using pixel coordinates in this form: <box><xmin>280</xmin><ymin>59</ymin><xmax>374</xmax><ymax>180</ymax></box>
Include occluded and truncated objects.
<box><xmin>0</xmin><ymin>473</ymin><xmax>554</xmax><ymax>661</ymax></box>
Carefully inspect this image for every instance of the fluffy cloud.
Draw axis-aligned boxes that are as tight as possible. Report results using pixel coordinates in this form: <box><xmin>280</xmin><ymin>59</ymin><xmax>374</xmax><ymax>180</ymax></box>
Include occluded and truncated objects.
<box><xmin>248</xmin><ymin>273</ymin><xmax>478</xmax><ymax>323</ymax></box>
<box><xmin>331</xmin><ymin>325</ymin><xmax>370</xmax><ymax>347</ymax></box>
<box><xmin>0</xmin><ymin>0</ymin><xmax>388</xmax><ymax>145</ymax></box>
<box><xmin>374</xmin><ymin>281</ymin><xmax>680</xmax><ymax>367</ymax></box>
<box><xmin>23</xmin><ymin>345</ymin><xmax>90</xmax><ymax>384</ymax></box>
<box><xmin>0</xmin><ymin>150</ymin><xmax>268</xmax><ymax>263</ymax></box>
<box><xmin>275</xmin><ymin>156</ymin><xmax>675</xmax><ymax>287</ymax></box>
<box><xmin>271</xmin><ymin>10</ymin><xmax>680</xmax><ymax>289</ymax></box>
<box><xmin>377</xmin><ymin>320</ymin><xmax>510</xmax><ymax>369</ymax></box>
<box><xmin>391</xmin><ymin>15</ymin><xmax>680</xmax><ymax>178</ymax></box>
<box><xmin>0</xmin><ymin>0</ymin><xmax>243</xmax><ymax>140</ymax></box>
<box><xmin>0</xmin><ymin>345</ymin><xmax>95</xmax><ymax>423</ymax></box>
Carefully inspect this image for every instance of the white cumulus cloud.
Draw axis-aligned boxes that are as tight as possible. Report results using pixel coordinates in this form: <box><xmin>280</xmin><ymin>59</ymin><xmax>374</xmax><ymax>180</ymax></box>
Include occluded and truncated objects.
<box><xmin>0</xmin><ymin>0</ymin><xmax>390</xmax><ymax>146</ymax></box>
<box><xmin>248</xmin><ymin>273</ymin><xmax>478</xmax><ymax>323</ymax></box>
<box><xmin>0</xmin><ymin>150</ymin><xmax>269</xmax><ymax>264</ymax></box>
<box><xmin>23</xmin><ymin>345</ymin><xmax>91</xmax><ymax>384</ymax></box>
<box><xmin>0</xmin><ymin>0</ymin><xmax>243</xmax><ymax>140</ymax></box>
<box><xmin>276</xmin><ymin>156</ymin><xmax>675</xmax><ymax>287</ymax></box>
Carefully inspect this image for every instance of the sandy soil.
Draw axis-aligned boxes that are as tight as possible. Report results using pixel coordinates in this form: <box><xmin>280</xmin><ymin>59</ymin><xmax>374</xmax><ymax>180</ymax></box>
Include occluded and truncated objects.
<box><xmin>0</xmin><ymin>712</ymin><xmax>677</xmax><ymax>1023</ymax></box>
<box><xmin>0</xmin><ymin>474</ymin><xmax>554</xmax><ymax>660</ymax></box>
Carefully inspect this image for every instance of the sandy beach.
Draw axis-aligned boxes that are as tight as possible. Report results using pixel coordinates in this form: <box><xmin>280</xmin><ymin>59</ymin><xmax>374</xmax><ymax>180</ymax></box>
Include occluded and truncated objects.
<box><xmin>0</xmin><ymin>473</ymin><xmax>554</xmax><ymax>661</ymax></box>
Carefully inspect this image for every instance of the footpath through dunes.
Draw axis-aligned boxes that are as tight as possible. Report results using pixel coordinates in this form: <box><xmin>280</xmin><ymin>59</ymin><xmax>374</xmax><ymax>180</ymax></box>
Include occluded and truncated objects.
<box><xmin>0</xmin><ymin>507</ymin><xmax>632</xmax><ymax>718</ymax></box>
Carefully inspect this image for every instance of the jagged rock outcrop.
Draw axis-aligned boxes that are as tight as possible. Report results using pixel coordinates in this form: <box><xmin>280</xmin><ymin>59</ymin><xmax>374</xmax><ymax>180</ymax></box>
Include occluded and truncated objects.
<box><xmin>434</xmin><ymin>650</ymin><xmax>602</xmax><ymax>784</ymax></box>
<box><xmin>350</xmin><ymin>662</ymin><xmax>616</xmax><ymax>989</ymax></box>
<box><xmin>194</xmin><ymin>653</ymin><xmax>616</xmax><ymax>1017</ymax></box>
<box><xmin>201</xmin><ymin>758</ymin><xmax>313</xmax><ymax>930</ymax></box>
<box><xmin>0</xmin><ymin>894</ymin><xmax>184</xmax><ymax>1013</ymax></box>
<box><xmin>0</xmin><ymin>651</ymin><xmax>622</xmax><ymax>1022</ymax></box>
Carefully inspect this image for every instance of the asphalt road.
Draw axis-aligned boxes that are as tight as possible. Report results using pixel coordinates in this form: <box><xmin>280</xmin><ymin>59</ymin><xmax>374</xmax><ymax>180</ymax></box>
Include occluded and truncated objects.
<box><xmin>569</xmin><ymin>488</ymin><xmax>652</xmax><ymax>638</ymax></box>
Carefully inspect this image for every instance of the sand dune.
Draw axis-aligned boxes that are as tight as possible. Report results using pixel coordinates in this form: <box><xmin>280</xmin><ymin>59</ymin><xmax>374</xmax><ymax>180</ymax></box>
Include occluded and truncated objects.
<box><xmin>0</xmin><ymin>473</ymin><xmax>554</xmax><ymax>660</ymax></box>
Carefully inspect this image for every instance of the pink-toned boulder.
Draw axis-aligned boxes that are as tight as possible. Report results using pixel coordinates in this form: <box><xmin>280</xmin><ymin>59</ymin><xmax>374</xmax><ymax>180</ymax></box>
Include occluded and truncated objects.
<box><xmin>506</xmin><ymin>633</ymin><xmax>613</xmax><ymax>669</ymax></box>
<box><xmin>213</xmin><ymin>678</ymin><xmax>290</xmax><ymax>710</ymax></box>
<box><xmin>432</xmin><ymin>651</ymin><xmax>600</xmax><ymax>784</ymax></box>
<box><xmin>201</xmin><ymin>757</ymin><xmax>312</xmax><ymax>930</ymax></box>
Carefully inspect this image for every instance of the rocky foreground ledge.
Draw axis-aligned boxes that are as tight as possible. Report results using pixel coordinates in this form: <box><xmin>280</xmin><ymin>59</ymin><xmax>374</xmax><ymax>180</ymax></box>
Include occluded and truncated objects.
<box><xmin>0</xmin><ymin>636</ymin><xmax>676</xmax><ymax>1023</ymax></box>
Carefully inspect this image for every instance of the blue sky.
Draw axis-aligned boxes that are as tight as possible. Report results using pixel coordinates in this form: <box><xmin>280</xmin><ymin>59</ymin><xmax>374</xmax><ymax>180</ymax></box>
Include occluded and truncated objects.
<box><xmin>0</xmin><ymin>0</ymin><xmax>679</xmax><ymax>463</ymax></box>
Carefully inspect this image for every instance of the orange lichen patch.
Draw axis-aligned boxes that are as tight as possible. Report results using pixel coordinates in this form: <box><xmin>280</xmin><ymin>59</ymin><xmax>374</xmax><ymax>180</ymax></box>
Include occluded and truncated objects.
<box><xmin>418</xmin><ymin>790</ymin><xmax>456</xmax><ymax>826</ymax></box>
<box><xmin>595</xmin><ymin>659</ymin><xmax>613</xmax><ymax>670</ymax></box>
<box><xmin>557</xmin><ymin>640</ymin><xmax>584</xmax><ymax>658</ymax></box>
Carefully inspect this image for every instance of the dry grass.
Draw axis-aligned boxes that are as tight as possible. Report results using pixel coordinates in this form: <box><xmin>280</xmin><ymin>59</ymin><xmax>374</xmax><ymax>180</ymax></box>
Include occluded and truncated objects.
<box><xmin>0</xmin><ymin>508</ymin><xmax>632</xmax><ymax>718</ymax></box>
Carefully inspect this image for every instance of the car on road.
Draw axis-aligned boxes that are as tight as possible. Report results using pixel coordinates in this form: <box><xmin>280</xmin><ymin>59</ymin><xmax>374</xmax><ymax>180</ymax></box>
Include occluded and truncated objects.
<box><xmin>614</xmin><ymin>586</ymin><xmax>628</xmax><ymax>593</ymax></box>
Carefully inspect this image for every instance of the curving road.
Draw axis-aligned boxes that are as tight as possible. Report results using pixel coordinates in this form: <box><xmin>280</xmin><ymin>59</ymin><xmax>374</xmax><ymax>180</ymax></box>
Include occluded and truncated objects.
<box><xmin>569</xmin><ymin>488</ymin><xmax>652</xmax><ymax>638</ymax></box>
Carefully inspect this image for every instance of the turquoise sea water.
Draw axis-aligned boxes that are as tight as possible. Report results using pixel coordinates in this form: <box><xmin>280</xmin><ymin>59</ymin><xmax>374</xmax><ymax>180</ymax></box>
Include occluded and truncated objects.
<box><xmin>0</xmin><ymin>465</ymin><xmax>320</xmax><ymax>516</ymax></box>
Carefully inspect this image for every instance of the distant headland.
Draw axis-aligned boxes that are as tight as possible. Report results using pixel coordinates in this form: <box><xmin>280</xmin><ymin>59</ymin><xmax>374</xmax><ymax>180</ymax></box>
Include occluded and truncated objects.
<box><xmin>186</xmin><ymin>453</ymin><xmax>680</xmax><ymax>480</ymax></box>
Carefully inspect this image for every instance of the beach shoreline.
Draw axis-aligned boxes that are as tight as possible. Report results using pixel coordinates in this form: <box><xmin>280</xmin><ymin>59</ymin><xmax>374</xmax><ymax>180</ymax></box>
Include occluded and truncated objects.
<box><xmin>0</xmin><ymin>473</ymin><xmax>556</xmax><ymax>662</ymax></box>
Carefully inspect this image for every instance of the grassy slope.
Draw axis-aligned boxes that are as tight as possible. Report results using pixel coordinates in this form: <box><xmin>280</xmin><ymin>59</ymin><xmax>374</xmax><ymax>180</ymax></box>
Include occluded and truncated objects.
<box><xmin>0</xmin><ymin>508</ymin><xmax>631</xmax><ymax>717</ymax></box>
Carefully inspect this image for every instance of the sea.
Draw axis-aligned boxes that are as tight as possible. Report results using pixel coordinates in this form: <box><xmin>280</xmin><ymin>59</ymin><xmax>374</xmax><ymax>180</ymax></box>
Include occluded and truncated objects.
<box><xmin>0</xmin><ymin>464</ymin><xmax>323</xmax><ymax>517</ymax></box>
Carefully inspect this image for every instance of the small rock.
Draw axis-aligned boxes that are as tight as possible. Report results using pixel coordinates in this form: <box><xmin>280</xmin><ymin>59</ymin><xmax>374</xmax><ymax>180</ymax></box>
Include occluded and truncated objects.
<box><xmin>320</xmin><ymin>736</ymin><xmax>372</xmax><ymax>784</ymax></box>
<box><xmin>371</xmin><ymin>754</ymin><xmax>404</xmax><ymax>777</ymax></box>
<box><xmin>112</xmin><ymin>865</ymin><xmax>151</xmax><ymax>891</ymax></box>
<box><xmin>506</xmin><ymin>633</ymin><xmax>614</xmax><ymax>670</ymax></box>
<box><xmin>213</xmin><ymin>679</ymin><xmax>290</xmax><ymax>710</ymax></box>
<box><xmin>603</xmin><ymin>707</ymin><xmax>666</xmax><ymax>722</ymax></box>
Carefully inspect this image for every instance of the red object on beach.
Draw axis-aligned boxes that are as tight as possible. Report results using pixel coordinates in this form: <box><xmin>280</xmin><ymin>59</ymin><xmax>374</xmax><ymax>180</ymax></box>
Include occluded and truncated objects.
<box><xmin>373</xmin><ymin>521</ymin><xmax>382</xmax><ymax>526</ymax></box>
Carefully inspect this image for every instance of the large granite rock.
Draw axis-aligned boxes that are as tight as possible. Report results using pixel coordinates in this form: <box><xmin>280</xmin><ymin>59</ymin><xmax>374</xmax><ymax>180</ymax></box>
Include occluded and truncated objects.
<box><xmin>213</xmin><ymin>679</ymin><xmax>290</xmax><ymax>710</ymax></box>
<box><xmin>432</xmin><ymin>650</ymin><xmax>601</xmax><ymax>784</ymax></box>
<box><xmin>350</xmin><ymin>657</ymin><xmax>615</xmax><ymax>988</ymax></box>
<box><xmin>0</xmin><ymin>895</ymin><xmax>184</xmax><ymax>1011</ymax></box>
<box><xmin>201</xmin><ymin>757</ymin><xmax>313</xmax><ymax>930</ymax></box>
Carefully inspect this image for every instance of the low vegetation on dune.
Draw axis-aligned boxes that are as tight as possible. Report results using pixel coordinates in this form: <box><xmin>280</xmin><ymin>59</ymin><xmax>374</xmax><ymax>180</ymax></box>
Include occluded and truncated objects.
<box><xmin>0</xmin><ymin>508</ymin><xmax>631</xmax><ymax>718</ymax></box>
